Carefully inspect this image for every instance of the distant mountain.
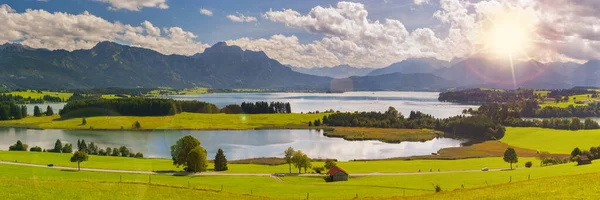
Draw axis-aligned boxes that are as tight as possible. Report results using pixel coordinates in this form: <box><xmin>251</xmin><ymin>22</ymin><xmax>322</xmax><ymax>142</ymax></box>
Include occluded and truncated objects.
<box><xmin>0</xmin><ymin>41</ymin><xmax>456</xmax><ymax>91</ymax></box>
<box><xmin>368</xmin><ymin>58</ymin><xmax>450</xmax><ymax>76</ymax></box>
<box><xmin>433</xmin><ymin>57</ymin><xmax>571</xmax><ymax>89</ymax></box>
<box><xmin>289</xmin><ymin>65</ymin><xmax>374</xmax><ymax>78</ymax></box>
<box><xmin>572</xmin><ymin>60</ymin><xmax>600</xmax><ymax>87</ymax></box>
<box><xmin>331</xmin><ymin>73</ymin><xmax>456</xmax><ymax>92</ymax></box>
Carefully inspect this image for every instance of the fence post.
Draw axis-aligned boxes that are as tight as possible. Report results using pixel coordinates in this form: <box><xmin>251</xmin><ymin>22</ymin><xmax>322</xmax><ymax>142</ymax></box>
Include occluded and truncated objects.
<box><xmin>509</xmin><ymin>176</ymin><xmax>512</xmax><ymax>182</ymax></box>
<box><xmin>120</xmin><ymin>175</ymin><xmax>122</xmax><ymax>182</ymax></box>
<box><xmin>149</xmin><ymin>175</ymin><xmax>151</xmax><ymax>184</ymax></box>
<box><xmin>251</xmin><ymin>189</ymin><xmax>253</xmax><ymax>195</ymax></box>
<box><xmin>528</xmin><ymin>174</ymin><xmax>530</xmax><ymax>180</ymax></box>
<box><xmin>221</xmin><ymin>184</ymin><xmax>223</xmax><ymax>191</ymax></box>
<box><xmin>188</xmin><ymin>180</ymin><xmax>190</xmax><ymax>188</ymax></box>
<box><xmin>306</xmin><ymin>193</ymin><xmax>309</xmax><ymax>200</ymax></box>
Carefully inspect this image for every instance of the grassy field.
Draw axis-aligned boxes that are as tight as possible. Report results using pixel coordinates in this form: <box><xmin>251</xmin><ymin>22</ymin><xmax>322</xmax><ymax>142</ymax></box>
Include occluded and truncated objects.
<box><xmin>323</xmin><ymin>127</ymin><xmax>442</xmax><ymax>143</ymax></box>
<box><xmin>501</xmin><ymin>127</ymin><xmax>600</xmax><ymax>154</ymax></box>
<box><xmin>402</xmin><ymin>172</ymin><xmax>600</xmax><ymax>200</ymax></box>
<box><xmin>177</xmin><ymin>87</ymin><xmax>208</xmax><ymax>95</ymax></box>
<box><xmin>7</xmin><ymin>90</ymin><xmax>73</xmax><ymax>100</ymax></box>
<box><xmin>539</xmin><ymin>94</ymin><xmax>599</xmax><ymax>108</ymax></box>
<box><xmin>0</xmin><ymin>151</ymin><xmax>538</xmax><ymax>174</ymax></box>
<box><xmin>0</xmin><ymin>113</ymin><xmax>326</xmax><ymax>130</ymax></box>
<box><xmin>1</xmin><ymin>160</ymin><xmax>599</xmax><ymax>199</ymax></box>
<box><xmin>412</xmin><ymin>141</ymin><xmax>542</xmax><ymax>159</ymax></box>
<box><xmin>0</xmin><ymin>178</ymin><xmax>267</xmax><ymax>200</ymax></box>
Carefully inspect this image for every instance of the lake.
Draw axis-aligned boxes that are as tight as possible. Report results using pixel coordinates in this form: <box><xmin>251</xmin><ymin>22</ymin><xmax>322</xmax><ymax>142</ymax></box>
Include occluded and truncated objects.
<box><xmin>0</xmin><ymin>128</ymin><xmax>465</xmax><ymax>161</ymax></box>
<box><xmin>168</xmin><ymin>92</ymin><xmax>478</xmax><ymax>118</ymax></box>
<box><xmin>24</xmin><ymin>92</ymin><xmax>477</xmax><ymax>118</ymax></box>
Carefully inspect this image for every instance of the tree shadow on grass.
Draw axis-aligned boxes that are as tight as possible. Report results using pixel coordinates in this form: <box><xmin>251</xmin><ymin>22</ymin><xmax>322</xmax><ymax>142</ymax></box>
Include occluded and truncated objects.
<box><xmin>60</xmin><ymin>169</ymin><xmax>78</xmax><ymax>172</ymax></box>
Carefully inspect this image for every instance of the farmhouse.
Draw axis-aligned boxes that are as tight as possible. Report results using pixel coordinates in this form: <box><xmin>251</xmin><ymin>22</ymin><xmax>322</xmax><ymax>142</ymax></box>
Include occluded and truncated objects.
<box><xmin>578</xmin><ymin>156</ymin><xmax>591</xmax><ymax>165</ymax></box>
<box><xmin>327</xmin><ymin>166</ymin><xmax>349</xmax><ymax>182</ymax></box>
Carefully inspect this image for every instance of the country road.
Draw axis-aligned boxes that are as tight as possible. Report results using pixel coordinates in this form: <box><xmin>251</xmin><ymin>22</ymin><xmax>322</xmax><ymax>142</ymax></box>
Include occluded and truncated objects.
<box><xmin>0</xmin><ymin>161</ymin><xmax>506</xmax><ymax>178</ymax></box>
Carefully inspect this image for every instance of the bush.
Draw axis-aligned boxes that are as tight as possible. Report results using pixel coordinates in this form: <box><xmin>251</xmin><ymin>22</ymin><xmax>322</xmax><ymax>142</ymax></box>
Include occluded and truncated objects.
<box><xmin>134</xmin><ymin>152</ymin><xmax>144</xmax><ymax>158</ymax></box>
<box><xmin>433</xmin><ymin>184</ymin><xmax>442</xmax><ymax>192</ymax></box>
<box><xmin>525</xmin><ymin>161</ymin><xmax>533</xmax><ymax>168</ymax></box>
<box><xmin>324</xmin><ymin>159</ymin><xmax>336</xmax><ymax>170</ymax></box>
<box><xmin>132</xmin><ymin>121</ymin><xmax>141</xmax><ymax>129</ymax></box>
<box><xmin>8</xmin><ymin>140</ymin><xmax>28</xmax><ymax>151</ymax></box>
<box><xmin>313</xmin><ymin>166</ymin><xmax>325</xmax><ymax>174</ymax></box>
<box><xmin>62</xmin><ymin>143</ymin><xmax>73</xmax><ymax>153</ymax></box>
<box><xmin>29</xmin><ymin>146</ymin><xmax>42</xmax><ymax>152</ymax></box>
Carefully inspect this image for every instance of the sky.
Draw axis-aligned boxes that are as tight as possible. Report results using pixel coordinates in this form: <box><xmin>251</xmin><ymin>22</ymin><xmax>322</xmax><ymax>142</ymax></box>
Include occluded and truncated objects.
<box><xmin>1</xmin><ymin>0</ymin><xmax>599</xmax><ymax>68</ymax></box>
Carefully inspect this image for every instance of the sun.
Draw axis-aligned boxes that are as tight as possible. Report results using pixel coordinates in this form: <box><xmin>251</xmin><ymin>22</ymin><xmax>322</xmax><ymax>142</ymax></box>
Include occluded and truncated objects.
<box><xmin>478</xmin><ymin>8</ymin><xmax>537</xmax><ymax>59</ymax></box>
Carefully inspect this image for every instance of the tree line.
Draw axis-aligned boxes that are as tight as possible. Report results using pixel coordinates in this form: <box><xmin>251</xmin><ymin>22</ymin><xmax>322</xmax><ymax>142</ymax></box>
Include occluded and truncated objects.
<box><xmin>322</xmin><ymin>106</ymin><xmax>505</xmax><ymax>141</ymax></box>
<box><xmin>59</xmin><ymin>98</ymin><xmax>294</xmax><ymax>118</ymax></box>
<box><xmin>240</xmin><ymin>102</ymin><xmax>292</xmax><ymax>114</ymax></box>
<box><xmin>0</xmin><ymin>93</ymin><xmax>62</xmax><ymax>104</ymax></box>
<box><xmin>0</xmin><ymin>102</ymin><xmax>27</xmax><ymax>120</ymax></box>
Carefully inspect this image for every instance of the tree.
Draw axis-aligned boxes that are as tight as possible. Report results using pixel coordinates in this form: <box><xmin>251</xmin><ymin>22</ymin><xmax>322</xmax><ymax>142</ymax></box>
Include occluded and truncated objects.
<box><xmin>119</xmin><ymin>146</ymin><xmax>130</xmax><ymax>157</ymax></box>
<box><xmin>324</xmin><ymin>159</ymin><xmax>337</xmax><ymax>170</ymax></box>
<box><xmin>301</xmin><ymin>154</ymin><xmax>312</xmax><ymax>173</ymax></box>
<box><xmin>70</xmin><ymin>151</ymin><xmax>88</xmax><ymax>171</ymax></box>
<box><xmin>99</xmin><ymin>149</ymin><xmax>106</xmax><ymax>156</ymax></box>
<box><xmin>106</xmin><ymin>147</ymin><xmax>112</xmax><ymax>156</ymax></box>
<box><xmin>313</xmin><ymin>166</ymin><xmax>325</xmax><ymax>174</ymax></box>
<box><xmin>33</xmin><ymin>106</ymin><xmax>42</xmax><ymax>117</ymax></box>
<box><xmin>29</xmin><ymin>146</ymin><xmax>42</xmax><ymax>152</ymax></box>
<box><xmin>62</xmin><ymin>143</ymin><xmax>73</xmax><ymax>153</ymax></box>
<box><xmin>214</xmin><ymin>148</ymin><xmax>228</xmax><ymax>171</ymax></box>
<box><xmin>46</xmin><ymin>105</ymin><xmax>54</xmax><ymax>116</ymax></box>
<box><xmin>186</xmin><ymin>146</ymin><xmax>208</xmax><ymax>172</ymax></box>
<box><xmin>308</xmin><ymin>121</ymin><xmax>312</xmax><ymax>127</ymax></box>
<box><xmin>52</xmin><ymin>139</ymin><xmax>63</xmax><ymax>153</ymax></box>
<box><xmin>79</xmin><ymin>139</ymin><xmax>87</xmax><ymax>152</ymax></box>
<box><xmin>170</xmin><ymin>135</ymin><xmax>201</xmax><ymax>169</ymax></box>
<box><xmin>292</xmin><ymin>150</ymin><xmax>306</xmax><ymax>173</ymax></box>
<box><xmin>284</xmin><ymin>147</ymin><xmax>295</xmax><ymax>174</ymax></box>
<box><xmin>571</xmin><ymin>147</ymin><xmax>582</xmax><ymax>159</ymax></box>
<box><xmin>9</xmin><ymin>140</ymin><xmax>28</xmax><ymax>151</ymax></box>
<box><xmin>20</xmin><ymin>106</ymin><xmax>27</xmax><ymax>117</ymax></box>
<box><xmin>82</xmin><ymin>118</ymin><xmax>87</xmax><ymax>125</ymax></box>
<box><xmin>525</xmin><ymin>161</ymin><xmax>533</xmax><ymax>168</ymax></box>
<box><xmin>132</xmin><ymin>121</ymin><xmax>141</xmax><ymax>129</ymax></box>
<box><xmin>111</xmin><ymin>147</ymin><xmax>120</xmax><ymax>156</ymax></box>
<box><xmin>135</xmin><ymin>152</ymin><xmax>144</xmax><ymax>158</ymax></box>
<box><xmin>503</xmin><ymin>147</ymin><xmax>518</xmax><ymax>169</ymax></box>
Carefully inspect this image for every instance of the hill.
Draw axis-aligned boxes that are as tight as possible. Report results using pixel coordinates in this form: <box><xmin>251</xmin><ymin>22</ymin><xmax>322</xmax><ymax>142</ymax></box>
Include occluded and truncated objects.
<box><xmin>289</xmin><ymin>64</ymin><xmax>374</xmax><ymax>78</ymax></box>
<box><xmin>368</xmin><ymin>58</ymin><xmax>450</xmax><ymax>76</ymax></box>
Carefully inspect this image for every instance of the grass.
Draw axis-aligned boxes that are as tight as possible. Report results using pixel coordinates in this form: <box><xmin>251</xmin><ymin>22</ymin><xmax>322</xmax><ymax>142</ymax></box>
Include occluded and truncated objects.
<box><xmin>423</xmin><ymin>141</ymin><xmax>541</xmax><ymax>159</ymax></box>
<box><xmin>0</xmin><ymin>178</ymin><xmax>267</xmax><ymax>200</ymax></box>
<box><xmin>0</xmin><ymin>151</ymin><xmax>537</xmax><ymax>174</ymax></box>
<box><xmin>6</xmin><ymin>90</ymin><xmax>73</xmax><ymax>100</ymax></box>
<box><xmin>501</xmin><ymin>127</ymin><xmax>600</xmax><ymax>154</ymax></box>
<box><xmin>539</xmin><ymin>94</ymin><xmax>599</xmax><ymax>108</ymax></box>
<box><xmin>0</xmin><ymin>113</ymin><xmax>326</xmax><ymax>130</ymax></box>
<box><xmin>101</xmin><ymin>94</ymin><xmax>130</xmax><ymax>99</ymax></box>
<box><xmin>404</xmin><ymin>172</ymin><xmax>600</xmax><ymax>200</ymax></box>
<box><xmin>323</xmin><ymin>127</ymin><xmax>443</xmax><ymax>143</ymax></box>
<box><xmin>177</xmin><ymin>87</ymin><xmax>208</xmax><ymax>95</ymax></box>
<box><xmin>1</xmin><ymin>160</ymin><xmax>600</xmax><ymax>199</ymax></box>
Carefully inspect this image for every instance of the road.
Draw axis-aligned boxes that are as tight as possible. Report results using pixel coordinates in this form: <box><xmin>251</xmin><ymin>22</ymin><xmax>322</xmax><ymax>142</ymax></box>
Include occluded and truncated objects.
<box><xmin>0</xmin><ymin>160</ymin><xmax>505</xmax><ymax>178</ymax></box>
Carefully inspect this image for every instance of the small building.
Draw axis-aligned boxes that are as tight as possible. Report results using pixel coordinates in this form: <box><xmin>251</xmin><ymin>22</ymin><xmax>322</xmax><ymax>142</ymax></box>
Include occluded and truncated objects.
<box><xmin>327</xmin><ymin>166</ymin><xmax>349</xmax><ymax>182</ymax></box>
<box><xmin>578</xmin><ymin>156</ymin><xmax>592</xmax><ymax>165</ymax></box>
<box><xmin>575</xmin><ymin>100</ymin><xmax>591</xmax><ymax>104</ymax></box>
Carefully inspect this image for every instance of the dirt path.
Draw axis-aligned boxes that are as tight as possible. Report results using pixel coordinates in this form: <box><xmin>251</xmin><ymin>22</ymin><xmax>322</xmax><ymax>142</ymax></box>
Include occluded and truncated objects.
<box><xmin>0</xmin><ymin>161</ymin><xmax>505</xmax><ymax>177</ymax></box>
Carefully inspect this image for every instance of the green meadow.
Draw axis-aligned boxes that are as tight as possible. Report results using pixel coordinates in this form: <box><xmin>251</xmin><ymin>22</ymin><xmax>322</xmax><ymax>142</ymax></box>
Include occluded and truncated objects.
<box><xmin>0</xmin><ymin>151</ymin><xmax>537</xmax><ymax>173</ymax></box>
<box><xmin>0</xmin><ymin>113</ymin><xmax>326</xmax><ymax>130</ymax></box>
<box><xmin>6</xmin><ymin>90</ymin><xmax>73</xmax><ymax>100</ymax></box>
<box><xmin>1</xmin><ymin>160</ymin><xmax>599</xmax><ymax>199</ymax></box>
<box><xmin>501</xmin><ymin>127</ymin><xmax>600</xmax><ymax>154</ymax></box>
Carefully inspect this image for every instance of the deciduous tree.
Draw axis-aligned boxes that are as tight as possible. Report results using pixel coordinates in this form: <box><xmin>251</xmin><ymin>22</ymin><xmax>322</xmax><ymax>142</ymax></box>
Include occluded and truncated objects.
<box><xmin>284</xmin><ymin>147</ymin><xmax>295</xmax><ymax>174</ymax></box>
<box><xmin>503</xmin><ymin>147</ymin><xmax>518</xmax><ymax>169</ymax></box>
<box><xmin>70</xmin><ymin>151</ymin><xmax>88</xmax><ymax>171</ymax></box>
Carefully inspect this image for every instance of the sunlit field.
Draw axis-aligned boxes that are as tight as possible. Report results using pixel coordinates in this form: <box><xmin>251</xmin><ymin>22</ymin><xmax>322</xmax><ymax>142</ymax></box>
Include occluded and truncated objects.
<box><xmin>501</xmin><ymin>127</ymin><xmax>600</xmax><ymax>154</ymax></box>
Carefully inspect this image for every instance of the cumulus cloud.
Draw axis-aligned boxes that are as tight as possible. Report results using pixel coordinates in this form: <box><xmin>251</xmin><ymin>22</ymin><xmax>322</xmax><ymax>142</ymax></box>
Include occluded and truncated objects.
<box><xmin>226</xmin><ymin>14</ymin><xmax>257</xmax><ymax>23</ymax></box>
<box><xmin>0</xmin><ymin>4</ymin><xmax>208</xmax><ymax>55</ymax></box>
<box><xmin>199</xmin><ymin>8</ymin><xmax>213</xmax><ymax>16</ymax></box>
<box><xmin>97</xmin><ymin>0</ymin><xmax>168</xmax><ymax>11</ymax></box>
<box><xmin>414</xmin><ymin>0</ymin><xmax>430</xmax><ymax>5</ymax></box>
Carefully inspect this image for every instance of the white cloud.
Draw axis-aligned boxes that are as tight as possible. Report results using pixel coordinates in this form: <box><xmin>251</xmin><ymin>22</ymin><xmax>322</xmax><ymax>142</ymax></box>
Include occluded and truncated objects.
<box><xmin>414</xmin><ymin>0</ymin><xmax>430</xmax><ymax>5</ymax></box>
<box><xmin>226</xmin><ymin>14</ymin><xmax>257</xmax><ymax>23</ymax></box>
<box><xmin>199</xmin><ymin>8</ymin><xmax>213</xmax><ymax>16</ymax></box>
<box><xmin>96</xmin><ymin>0</ymin><xmax>168</xmax><ymax>11</ymax></box>
<box><xmin>0</xmin><ymin>4</ymin><xmax>208</xmax><ymax>55</ymax></box>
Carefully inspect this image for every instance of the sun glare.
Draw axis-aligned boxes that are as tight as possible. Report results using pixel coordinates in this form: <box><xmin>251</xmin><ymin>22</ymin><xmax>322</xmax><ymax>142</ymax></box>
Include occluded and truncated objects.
<box><xmin>479</xmin><ymin>9</ymin><xmax>537</xmax><ymax>59</ymax></box>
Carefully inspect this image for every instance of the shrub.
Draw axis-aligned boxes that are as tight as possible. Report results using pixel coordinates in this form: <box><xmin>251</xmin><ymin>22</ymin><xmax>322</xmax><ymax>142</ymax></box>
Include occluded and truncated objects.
<box><xmin>433</xmin><ymin>184</ymin><xmax>442</xmax><ymax>192</ymax></box>
<box><xmin>29</xmin><ymin>146</ymin><xmax>42</xmax><ymax>152</ymax></box>
<box><xmin>8</xmin><ymin>140</ymin><xmax>28</xmax><ymax>151</ymax></box>
<box><xmin>313</xmin><ymin>166</ymin><xmax>325</xmax><ymax>174</ymax></box>
<box><xmin>62</xmin><ymin>143</ymin><xmax>73</xmax><ymax>153</ymax></box>
<box><xmin>132</xmin><ymin>121</ymin><xmax>141</xmax><ymax>129</ymax></box>
<box><xmin>324</xmin><ymin>159</ymin><xmax>336</xmax><ymax>170</ymax></box>
<box><xmin>134</xmin><ymin>152</ymin><xmax>144</xmax><ymax>158</ymax></box>
<box><xmin>525</xmin><ymin>161</ymin><xmax>533</xmax><ymax>168</ymax></box>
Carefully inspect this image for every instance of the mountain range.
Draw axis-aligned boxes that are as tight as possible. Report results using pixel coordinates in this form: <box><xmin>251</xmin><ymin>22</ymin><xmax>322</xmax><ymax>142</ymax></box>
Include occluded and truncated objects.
<box><xmin>0</xmin><ymin>42</ymin><xmax>453</xmax><ymax>91</ymax></box>
<box><xmin>289</xmin><ymin>65</ymin><xmax>374</xmax><ymax>78</ymax></box>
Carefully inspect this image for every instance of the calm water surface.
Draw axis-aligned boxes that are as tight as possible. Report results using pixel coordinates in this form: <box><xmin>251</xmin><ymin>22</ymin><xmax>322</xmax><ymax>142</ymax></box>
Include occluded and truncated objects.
<box><xmin>0</xmin><ymin>128</ymin><xmax>465</xmax><ymax>161</ymax></box>
<box><xmin>169</xmin><ymin>92</ymin><xmax>478</xmax><ymax>118</ymax></box>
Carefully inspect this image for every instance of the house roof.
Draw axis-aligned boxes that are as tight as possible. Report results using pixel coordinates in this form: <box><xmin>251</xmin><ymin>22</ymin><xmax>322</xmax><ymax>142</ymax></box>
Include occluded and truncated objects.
<box><xmin>327</xmin><ymin>166</ymin><xmax>348</xmax><ymax>176</ymax></box>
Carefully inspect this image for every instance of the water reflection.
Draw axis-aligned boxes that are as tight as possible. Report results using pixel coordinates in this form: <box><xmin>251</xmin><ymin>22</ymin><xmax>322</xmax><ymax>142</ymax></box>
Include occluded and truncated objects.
<box><xmin>0</xmin><ymin>128</ymin><xmax>465</xmax><ymax>161</ymax></box>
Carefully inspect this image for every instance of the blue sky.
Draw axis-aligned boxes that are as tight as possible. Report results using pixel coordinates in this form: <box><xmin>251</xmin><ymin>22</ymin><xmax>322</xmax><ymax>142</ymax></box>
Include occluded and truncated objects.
<box><xmin>1</xmin><ymin>0</ymin><xmax>598</xmax><ymax>68</ymax></box>
<box><xmin>8</xmin><ymin>0</ymin><xmax>439</xmax><ymax>44</ymax></box>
